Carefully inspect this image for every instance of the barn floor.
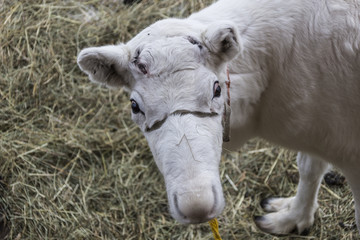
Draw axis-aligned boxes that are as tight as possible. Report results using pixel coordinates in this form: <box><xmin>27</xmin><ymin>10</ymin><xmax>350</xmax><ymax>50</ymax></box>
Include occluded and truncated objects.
<box><xmin>0</xmin><ymin>0</ymin><xmax>357</xmax><ymax>239</ymax></box>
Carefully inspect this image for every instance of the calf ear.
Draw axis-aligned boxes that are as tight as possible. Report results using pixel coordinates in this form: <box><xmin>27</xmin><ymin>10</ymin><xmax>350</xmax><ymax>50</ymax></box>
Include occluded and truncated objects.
<box><xmin>202</xmin><ymin>22</ymin><xmax>241</xmax><ymax>65</ymax></box>
<box><xmin>77</xmin><ymin>44</ymin><xmax>132</xmax><ymax>90</ymax></box>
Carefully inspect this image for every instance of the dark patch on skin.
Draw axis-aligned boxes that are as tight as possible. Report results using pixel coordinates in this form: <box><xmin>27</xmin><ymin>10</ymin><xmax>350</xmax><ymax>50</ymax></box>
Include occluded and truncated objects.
<box><xmin>187</xmin><ymin>36</ymin><xmax>203</xmax><ymax>50</ymax></box>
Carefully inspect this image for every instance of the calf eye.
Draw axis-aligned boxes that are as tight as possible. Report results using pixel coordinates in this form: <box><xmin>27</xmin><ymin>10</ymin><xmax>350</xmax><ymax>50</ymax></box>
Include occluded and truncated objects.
<box><xmin>130</xmin><ymin>99</ymin><xmax>141</xmax><ymax>114</ymax></box>
<box><xmin>213</xmin><ymin>81</ymin><xmax>221</xmax><ymax>98</ymax></box>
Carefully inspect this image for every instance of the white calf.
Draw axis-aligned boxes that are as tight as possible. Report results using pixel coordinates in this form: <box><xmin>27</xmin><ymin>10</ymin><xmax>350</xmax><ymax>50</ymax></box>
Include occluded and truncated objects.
<box><xmin>77</xmin><ymin>0</ymin><xmax>360</xmax><ymax>235</ymax></box>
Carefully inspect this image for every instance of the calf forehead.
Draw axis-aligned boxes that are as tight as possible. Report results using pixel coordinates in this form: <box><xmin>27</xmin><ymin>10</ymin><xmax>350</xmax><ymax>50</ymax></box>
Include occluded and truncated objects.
<box><xmin>127</xmin><ymin>18</ymin><xmax>205</xmax><ymax>49</ymax></box>
<box><xmin>138</xmin><ymin>37</ymin><xmax>205</xmax><ymax>74</ymax></box>
<box><xmin>135</xmin><ymin>67</ymin><xmax>215</xmax><ymax>110</ymax></box>
<box><xmin>132</xmin><ymin>37</ymin><xmax>213</xmax><ymax>105</ymax></box>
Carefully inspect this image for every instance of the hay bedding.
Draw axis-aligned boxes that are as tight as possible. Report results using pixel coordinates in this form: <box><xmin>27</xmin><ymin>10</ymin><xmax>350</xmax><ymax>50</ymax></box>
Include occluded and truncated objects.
<box><xmin>0</xmin><ymin>0</ymin><xmax>357</xmax><ymax>239</ymax></box>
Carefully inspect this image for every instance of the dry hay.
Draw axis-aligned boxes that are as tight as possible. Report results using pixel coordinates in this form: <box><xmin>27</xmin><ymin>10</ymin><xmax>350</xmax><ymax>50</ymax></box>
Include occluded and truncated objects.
<box><xmin>0</xmin><ymin>0</ymin><xmax>357</xmax><ymax>239</ymax></box>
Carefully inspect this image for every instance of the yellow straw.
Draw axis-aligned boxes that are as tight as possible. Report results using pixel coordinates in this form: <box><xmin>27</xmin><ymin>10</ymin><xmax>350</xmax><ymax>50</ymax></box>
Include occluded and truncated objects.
<box><xmin>208</xmin><ymin>218</ymin><xmax>222</xmax><ymax>240</ymax></box>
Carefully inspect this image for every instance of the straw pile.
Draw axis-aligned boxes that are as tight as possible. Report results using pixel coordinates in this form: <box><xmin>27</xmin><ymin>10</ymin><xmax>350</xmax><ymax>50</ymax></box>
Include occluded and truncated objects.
<box><xmin>0</xmin><ymin>0</ymin><xmax>357</xmax><ymax>239</ymax></box>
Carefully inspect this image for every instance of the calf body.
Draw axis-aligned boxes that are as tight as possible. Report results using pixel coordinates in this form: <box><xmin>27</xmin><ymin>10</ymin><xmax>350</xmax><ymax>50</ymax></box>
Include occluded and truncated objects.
<box><xmin>78</xmin><ymin>0</ymin><xmax>360</xmax><ymax>235</ymax></box>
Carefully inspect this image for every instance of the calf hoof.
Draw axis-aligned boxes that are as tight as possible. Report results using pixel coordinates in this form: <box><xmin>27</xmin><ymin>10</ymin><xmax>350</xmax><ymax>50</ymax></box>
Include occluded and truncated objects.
<box><xmin>254</xmin><ymin>211</ymin><xmax>313</xmax><ymax>235</ymax></box>
<box><xmin>255</xmin><ymin>196</ymin><xmax>316</xmax><ymax>235</ymax></box>
<box><xmin>254</xmin><ymin>213</ymin><xmax>296</xmax><ymax>235</ymax></box>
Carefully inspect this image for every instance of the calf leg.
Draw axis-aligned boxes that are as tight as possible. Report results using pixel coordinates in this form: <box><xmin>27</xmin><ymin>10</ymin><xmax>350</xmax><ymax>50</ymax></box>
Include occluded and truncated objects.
<box><xmin>255</xmin><ymin>152</ymin><xmax>330</xmax><ymax>235</ymax></box>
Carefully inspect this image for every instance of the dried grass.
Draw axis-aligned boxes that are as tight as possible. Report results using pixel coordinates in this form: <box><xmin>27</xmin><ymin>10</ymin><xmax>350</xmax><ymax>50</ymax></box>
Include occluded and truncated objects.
<box><xmin>0</xmin><ymin>0</ymin><xmax>357</xmax><ymax>239</ymax></box>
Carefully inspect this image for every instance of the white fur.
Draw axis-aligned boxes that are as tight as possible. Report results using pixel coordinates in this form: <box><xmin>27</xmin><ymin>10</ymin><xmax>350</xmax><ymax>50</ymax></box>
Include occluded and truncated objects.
<box><xmin>77</xmin><ymin>0</ymin><xmax>360</xmax><ymax>235</ymax></box>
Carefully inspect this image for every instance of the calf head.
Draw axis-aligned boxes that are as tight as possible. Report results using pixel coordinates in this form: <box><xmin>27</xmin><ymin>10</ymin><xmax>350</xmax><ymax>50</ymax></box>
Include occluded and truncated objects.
<box><xmin>77</xmin><ymin>20</ymin><xmax>240</xmax><ymax>223</ymax></box>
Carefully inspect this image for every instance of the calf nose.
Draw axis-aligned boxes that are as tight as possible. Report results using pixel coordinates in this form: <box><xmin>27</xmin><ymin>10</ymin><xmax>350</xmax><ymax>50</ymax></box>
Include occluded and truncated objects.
<box><xmin>174</xmin><ymin>186</ymin><xmax>217</xmax><ymax>223</ymax></box>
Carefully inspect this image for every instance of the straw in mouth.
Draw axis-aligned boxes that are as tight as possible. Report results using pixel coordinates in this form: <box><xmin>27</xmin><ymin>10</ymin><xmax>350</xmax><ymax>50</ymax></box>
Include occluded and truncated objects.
<box><xmin>208</xmin><ymin>218</ymin><xmax>222</xmax><ymax>240</ymax></box>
